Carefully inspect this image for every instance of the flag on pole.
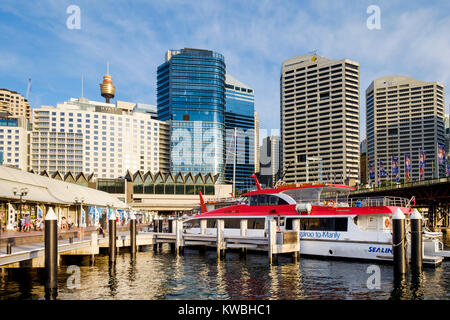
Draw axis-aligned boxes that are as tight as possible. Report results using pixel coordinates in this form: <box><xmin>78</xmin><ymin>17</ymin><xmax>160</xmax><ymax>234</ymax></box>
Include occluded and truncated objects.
<box><xmin>379</xmin><ymin>159</ymin><xmax>386</xmax><ymax>177</ymax></box>
<box><xmin>405</xmin><ymin>153</ymin><xmax>411</xmax><ymax>182</ymax></box>
<box><xmin>419</xmin><ymin>149</ymin><xmax>426</xmax><ymax>180</ymax></box>
<box><xmin>392</xmin><ymin>156</ymin><xmax>399</xmax><ymax>183</ymax></box>
<box><xmin>438</xmin><ymin>143</ymin><xmax>445</xmax><ymax>165</ymax></box>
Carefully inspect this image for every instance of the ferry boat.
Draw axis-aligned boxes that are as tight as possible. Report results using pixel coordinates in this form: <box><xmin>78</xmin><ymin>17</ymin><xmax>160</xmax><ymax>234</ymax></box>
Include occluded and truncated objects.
<box><xmin>184</xmin><ymin>178</ymin><xmax>447</xmax><ymax>266</ymax></box>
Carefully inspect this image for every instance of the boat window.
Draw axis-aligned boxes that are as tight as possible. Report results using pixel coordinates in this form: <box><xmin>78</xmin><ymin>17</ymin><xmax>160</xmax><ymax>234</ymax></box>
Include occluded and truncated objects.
<box><xmin>300</xmin><ymin>217</ymin><xmax>348</xmax><ymax>232</ymax></box>
<box><xmin>207</xmin><ymin>220</ymin><xmax>217</xmax><ymax>228</ymax></box>
<box><xmin>285</xmin><ymin>218</ymin><xmax>293</xmax><ymax>230</ymax></box>
<box><xmin>249</xmin><ymin>195</ymin><xmax>289</xmax><ymax>206</ymax></box>
<box><xmin>224</xmin><ymin>218</ymin><xmax>241</xmax><ymax>229</ymax></box>
<box><xmin>247</xmin><ymin>218</ymin><xmax>265</xmax><ymax>229</ymax></box>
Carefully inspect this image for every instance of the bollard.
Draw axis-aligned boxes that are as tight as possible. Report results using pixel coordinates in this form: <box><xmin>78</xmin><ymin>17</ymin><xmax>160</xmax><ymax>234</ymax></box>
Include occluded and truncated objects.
<box><xmin>410</xmin><ymin>209</ymin><xmax>423</xmax><ymax>274</ymax></box>
<box><xmin>153</xmin><ymin>219</ymin><xmax>158</xmax><ymax>233</ymax></box>
<box><xmin>159</xmin><ymin>219</ymin><xmax>163</xmax><ymax>233</ymax></box>
<box><xmin>69</xmin><ymin>236</ymin><xmax>73</xmax><ymax>244</ymax></box>
<box><xmin>130</xmin><ymin>212</ymin><xmax>137</xmax><ymax>258</ymax></box>
<box><xmin>7</xmin><ymin>242</ymin><xmax>12</xmax><ymax>255</ymax></box>
<box><xmin>109</xmin><ymin>211</ymin><xmax>117</xmax><ymax>263</ymax></box>
<box><xmin>44</xmin><ymin>207</ymin><xmax>58</xmax><ymax>300</ymax></box>
<box><xmin>168</xmin><ymin>217</ymin><xmax>173</xmax><ymax>233</ymax></box>
<box><xmin>216</xmin><ymin>219</ymin><xmax>225</xmax><ymax>260</ymax></box>
<box><xmin>392</xmin><ymin>208</ymin><xmax>407</xmax><ymax>276</ymax></box>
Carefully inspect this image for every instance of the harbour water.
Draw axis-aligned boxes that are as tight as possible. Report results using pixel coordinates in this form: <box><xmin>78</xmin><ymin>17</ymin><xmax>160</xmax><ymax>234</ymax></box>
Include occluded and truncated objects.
<box><xmin>0</xmin><ymin>244</ymin><xmax>449</xmax><ymax>300</ymax></box>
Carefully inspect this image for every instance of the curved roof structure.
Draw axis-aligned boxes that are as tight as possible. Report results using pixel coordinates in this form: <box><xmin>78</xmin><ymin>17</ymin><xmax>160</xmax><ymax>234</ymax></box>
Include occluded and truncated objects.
<box><xmin>0</xmin><ymin>165</ymin><xmax>127</xmax><ymax>209</ymax></box>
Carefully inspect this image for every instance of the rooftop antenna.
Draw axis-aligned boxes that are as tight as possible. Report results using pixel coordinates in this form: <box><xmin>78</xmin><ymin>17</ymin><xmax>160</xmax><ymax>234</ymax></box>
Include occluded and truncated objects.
<box><xmin>25</xmin><ymin>78</ymin><xmax>32</xmax><ymax>100</ymax></box>
<box><xmin>309</xmin><ymin>50</ymin><xmax>318</xmax><ymax>62</ymax></box>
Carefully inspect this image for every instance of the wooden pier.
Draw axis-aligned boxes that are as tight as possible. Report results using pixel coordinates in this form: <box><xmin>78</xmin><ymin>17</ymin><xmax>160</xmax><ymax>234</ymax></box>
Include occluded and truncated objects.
<box><xmin>0</xmin><ymin>218</ymin><xmax>301</xmax><ymax>268</ymax></box>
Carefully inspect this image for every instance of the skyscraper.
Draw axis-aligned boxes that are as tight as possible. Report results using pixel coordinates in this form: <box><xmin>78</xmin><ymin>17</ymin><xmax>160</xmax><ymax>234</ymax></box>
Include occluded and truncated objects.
<box><xmin>224</xmin><ymin>74</ymin><xmax>255</xmax><ymax>192</ymax></box>
<box><xmin>366</xmin><ymin>75</ymin><xmax>445</xmax><ymax>182</ymax></box>
<box><xmin>157</xmin><ymin>48</ymin><xmax>226</xmax><ymax>181</ymax></box>
<box><xmin>280</xmin><ymin>54</ymin><xmax>360</xmax><ymax>184</ymax></box>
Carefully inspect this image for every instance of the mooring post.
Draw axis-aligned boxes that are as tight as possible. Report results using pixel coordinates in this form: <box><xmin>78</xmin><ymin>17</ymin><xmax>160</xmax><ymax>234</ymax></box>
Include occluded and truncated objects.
<box><xmin>153</xmin><ymin>218</ymin><xmax>158</xmax><ymax>233</ymax></box>
<box><xmin>292</xmin><ymin>219</ymin><xmax>301</xmax><ymax>262</ymax></box>
<box><xmin>44</xmin><ymin>207</ymin><xmax>58</xmax><ymax>300</ymax></box>
<box><xmin>268</xmin><ymin>219</ymin><xmax>276</xmax><ymax>264</ymax></box>
<box><xmin>410</xmin><ymin>209</ymin><xmax>423</xmax><ymax>274</ymax></box>
<box><xmin>130</xmin><ymin>212</ymin><xmax>137</xmax><ymax>259</ymax></box>
<box><xmin>90</xmin><ymin>231</ymin><xmax>98</xmax><ymax>265</ymax></box>
<box><xmin>109</xmin><ymin>211</ymin><xmax>117</xmax><ymax>263</ymax></box>
<box><xmin>240</xmin><ymin>219</ymin><xmax>248</xmax><ymax>256</ymax></box>
<box><xmin>216</xmin><ymin>219</ymin><xmax>225</xmax><ymax>260</ymax></box>
<box><xmin>159</xmin><ymin>219</ymin><xmax>163</xmax><ymax>233</ymax></box>
<box><xmin>392</xmin><ymin>208</ymin><xmax>407</xmax><ymax>276</ymax></box>
<box><xmin>6</xmin><ymin>242</ymin><xmax>12</xmax><ymax>255</ymax></box>
<box><xmin>175</xmin><ymin>218</ymin><xmax>184</xmax><ymax>255</ymax></box>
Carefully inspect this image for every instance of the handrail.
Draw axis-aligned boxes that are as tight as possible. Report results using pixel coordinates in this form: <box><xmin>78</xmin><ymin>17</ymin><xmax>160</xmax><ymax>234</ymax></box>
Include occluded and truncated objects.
<box><xmin>353</xmin><ymin>176</ymin><xmax>450</xmax><ymax>194</ymax></box>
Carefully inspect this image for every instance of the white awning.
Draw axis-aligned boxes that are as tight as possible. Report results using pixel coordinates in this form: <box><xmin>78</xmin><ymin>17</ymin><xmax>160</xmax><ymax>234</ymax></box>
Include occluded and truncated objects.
<box><xmin>0</xmin><ymin>165</ymin><xmax>127</xmax><ymax>209</ymax></box>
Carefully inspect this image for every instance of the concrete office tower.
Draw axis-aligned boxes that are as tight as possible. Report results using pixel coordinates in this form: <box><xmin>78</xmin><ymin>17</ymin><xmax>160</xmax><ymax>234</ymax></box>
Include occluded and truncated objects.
<box><xmin>360</xmin><ymin>139</ymin><xmax>367</xmax><ymax>185</ymax></box>
<box><xmin>157</xmin><ymin>48</ymin><xmax>226</xmax><ymax>181</ymax></box>
<box><xmin>260</xmin><ymin>135</ymin><xmax>280</xmax><ymax>187</ymax></box>
<box><xmin>32</xmin><ymin>97</ymin><xmax>169</xmax><ymax>178</ymax></box>
<box><xmin>366</xmin><ymin>75</ymin><xmax>445</xmax><ymax>182</ymax></box>
<box><xmin>0</xmin><ymin>89</ymin><xmax>32</xmax><ymax>121</ymax></box>
<box><xmin>280</xmin><ymin>54</ymin><xmax>360</xmax><ymax>184</ymax></box>
<box><xmin>0</xmin><ymin>114</ymin><xmax>29</xmax><ymax>170</ymax></box>
<box><xmin>224</xmin><ymin>74</ymin><xmax>255</xmax><ymax>191</ymax></box>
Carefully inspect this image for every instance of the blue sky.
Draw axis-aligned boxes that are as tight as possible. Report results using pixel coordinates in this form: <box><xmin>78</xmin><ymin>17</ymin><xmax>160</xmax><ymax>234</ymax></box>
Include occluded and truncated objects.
<box><xmin>1</xmin><ymin>0</ymin><xmax>449</xmax><ymax>142</ymax></box>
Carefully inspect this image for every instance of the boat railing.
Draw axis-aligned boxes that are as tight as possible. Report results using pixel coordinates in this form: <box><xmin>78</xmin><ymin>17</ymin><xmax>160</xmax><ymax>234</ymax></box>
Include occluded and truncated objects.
<box><xmin>296</xmin><ymin>196</ymin><xmax>409</xmax><ymax>208</ymax></box>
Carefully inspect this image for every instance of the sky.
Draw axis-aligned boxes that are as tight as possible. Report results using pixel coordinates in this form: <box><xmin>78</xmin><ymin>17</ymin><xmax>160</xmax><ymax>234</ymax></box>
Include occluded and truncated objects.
<box><xmin>1</xmin><ymin>0</ymin><xmax>449</xmax><ymax>143</ymax></box>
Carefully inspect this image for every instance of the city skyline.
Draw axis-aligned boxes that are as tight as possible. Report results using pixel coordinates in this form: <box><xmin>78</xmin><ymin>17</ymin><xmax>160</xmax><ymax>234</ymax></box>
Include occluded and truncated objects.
<box><xmin>1</xmin><ymin>0</ymin><xmax>449</xmax><ymax>142</ymax></box>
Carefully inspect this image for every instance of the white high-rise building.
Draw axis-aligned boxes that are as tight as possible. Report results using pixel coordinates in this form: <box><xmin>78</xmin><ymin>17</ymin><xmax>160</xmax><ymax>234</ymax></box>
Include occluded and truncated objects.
<box><xmin>32</xmin><ymin>97</ymin><xmax>169</xmax><ymax>178</ymax></box>
<box><xmin>0</xmin><ymin>114</ymin><xmax>29</xmax><ymax>170</ymax></box>
<box><xmin>280</xmin><ymin>54</ymin><xmax>360</xmax><ymax>184</ymax></box>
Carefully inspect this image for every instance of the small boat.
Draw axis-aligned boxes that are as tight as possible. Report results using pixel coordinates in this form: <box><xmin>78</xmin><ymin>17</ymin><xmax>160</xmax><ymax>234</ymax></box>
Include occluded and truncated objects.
<box><xmin>184</xmin><ymin>176</ymin><xmax>447</xmax><ymax>266</ymax></box>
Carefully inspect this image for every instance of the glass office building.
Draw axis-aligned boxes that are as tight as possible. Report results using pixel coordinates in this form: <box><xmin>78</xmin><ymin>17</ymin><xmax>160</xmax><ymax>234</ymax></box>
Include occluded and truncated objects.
<box><xmin>224</xmin><ymin>74</ymin><xmax>255</xmax><ymax>192</ymax></box>
<box><xmin>157</xmin><ymin>48</ymin><xmax>226</xmax><ymax>181</ymax></box>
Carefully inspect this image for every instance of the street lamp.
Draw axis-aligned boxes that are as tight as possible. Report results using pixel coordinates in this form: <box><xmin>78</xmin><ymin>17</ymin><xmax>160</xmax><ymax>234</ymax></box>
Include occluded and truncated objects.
<box><xmin>13</xmin><ymin>187</ymin><xmax>28</xmax><ymax>230</ymax></box>
<box><xmin>74</xmin><ymin>197</ymin><xmax>85</xmax><ymax>227</ymax></box>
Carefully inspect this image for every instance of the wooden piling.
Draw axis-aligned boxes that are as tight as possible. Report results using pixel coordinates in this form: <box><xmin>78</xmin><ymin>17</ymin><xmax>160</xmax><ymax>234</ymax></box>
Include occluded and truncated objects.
<box><xmin>292</xmin><ymin>219</ymin><xmax>301</xmax><ymax>262</ymax></box>
<box><xmin>268</xmin><ymin>219</ymin><xmax>276</xmax><ymax>264</ymax></box>
<box><xmin>175</xmin><ymin>218</ymin><xmax>184</xmax><ymax>255</ymax></box>
<box><xmin>216</xmin><ymin>219</ymin><xmax>225</xmax><ymax>260</ymax></box>
<box><xmin>200</xmin><ymin>219</ymin><xmax>207</xmax><ymax>235</ymax></box>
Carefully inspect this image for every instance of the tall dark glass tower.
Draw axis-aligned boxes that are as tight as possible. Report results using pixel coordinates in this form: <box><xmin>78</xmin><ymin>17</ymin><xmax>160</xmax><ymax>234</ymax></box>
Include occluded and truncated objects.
<box><xmin>157</xmin><ymin>48</ymin><xmax>226</xmax><ymax>181</ymax></box>
<box><xmin>224</xmin><ymin>74</ymin><xmax>255</xmax><ymax>192</ymax></box>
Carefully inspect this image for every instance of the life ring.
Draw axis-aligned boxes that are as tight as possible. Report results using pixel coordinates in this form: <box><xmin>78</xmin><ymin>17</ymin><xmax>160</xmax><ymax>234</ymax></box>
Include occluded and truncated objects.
<box><xmin>385</xmin><ymin>218</ymin><xmax>390</xmax><ymax>228</ymax></box>
<box><xmin>276</xmin><ymin>226</ymin><xmax>281</xmax><ymax>232</ymax></box>
<box><xmin>326</xmin><ymin>200</ymin><xmax>335</xmax><ymax>207</ymax></box>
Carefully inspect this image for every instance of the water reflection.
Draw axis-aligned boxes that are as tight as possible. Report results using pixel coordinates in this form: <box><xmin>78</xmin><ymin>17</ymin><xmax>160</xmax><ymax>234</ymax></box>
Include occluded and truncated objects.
<box><xmin>0</xmin><ymin>250</ymin><xmax>449</xmax><ymax>300</ymax></box>
<box><xmin>108</xmin><ymin>263</ymin><xmax>118</xmax><ymax>297</ymax></box>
